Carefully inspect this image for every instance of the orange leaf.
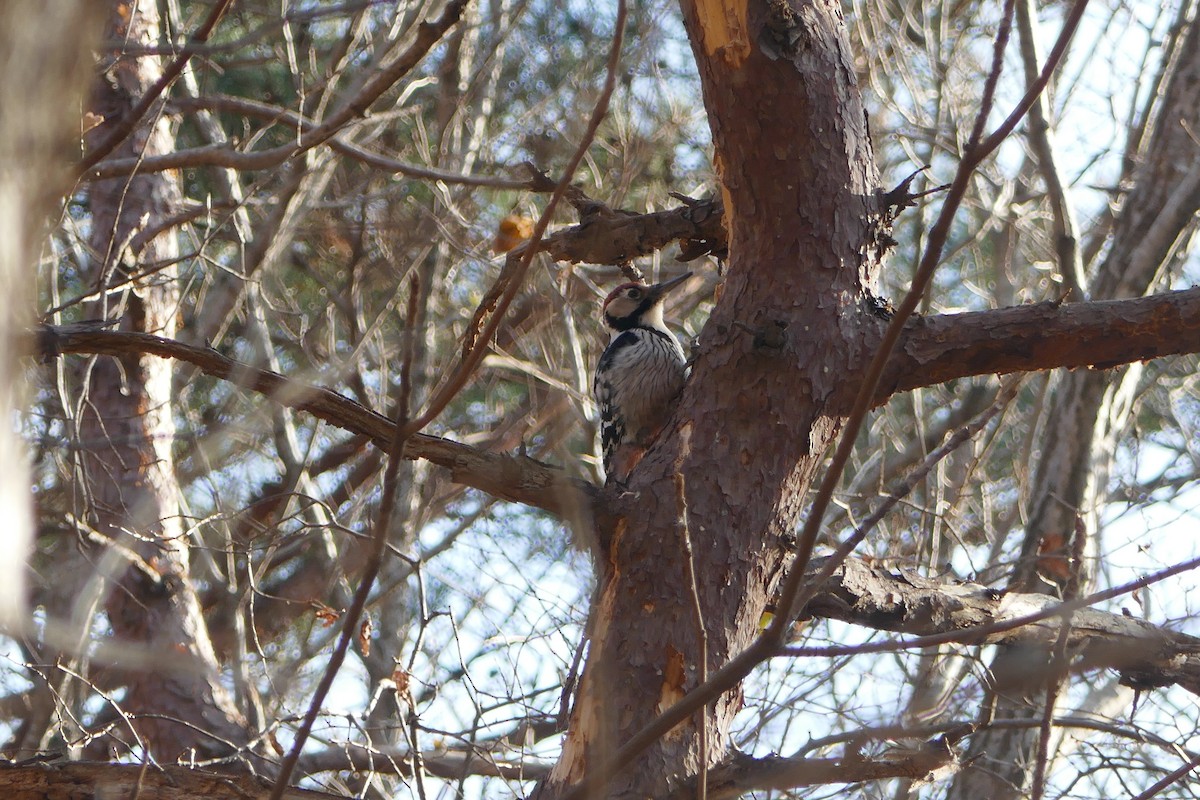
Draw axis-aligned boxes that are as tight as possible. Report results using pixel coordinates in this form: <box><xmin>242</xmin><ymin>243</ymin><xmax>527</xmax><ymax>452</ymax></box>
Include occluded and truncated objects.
<box><xmin>311</xmin><ymin>601</ymin><xmax>340</xmax><ymax>627</ymax></box>
<box><xmin>358</xmin><ymin>618</ymin><xmax>373</xmax><ymax>657</ymax></box>
<box><xmin>493</xmin><ymin>214</ymin><xmax>534</xmax><ymax>253</ymax></box>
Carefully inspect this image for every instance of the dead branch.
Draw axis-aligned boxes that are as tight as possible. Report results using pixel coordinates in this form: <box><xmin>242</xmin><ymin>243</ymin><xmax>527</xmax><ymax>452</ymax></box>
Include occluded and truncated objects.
<box><xmin>798</xmin><ymin>556</ymin><xmax>1200</xmax><ymax>695</ymax></box>
<box><xmin>670</xmin><ymin>741</ymin><xmax>959</xmax><ymax>800</ymax></box>
<box><xmin>538</xmin><ymin>196</ymin><xmax>724</xmax><ymax>266</ymax></box>
<box><xmin>0</xmin><ymin>761</ymin><xmax>334</xmax><ymax>800</ymax></box>
<box><xmin>297</xmin><ymin>745</ymin><xmax>553</xmax><ymax>780</ymax></box>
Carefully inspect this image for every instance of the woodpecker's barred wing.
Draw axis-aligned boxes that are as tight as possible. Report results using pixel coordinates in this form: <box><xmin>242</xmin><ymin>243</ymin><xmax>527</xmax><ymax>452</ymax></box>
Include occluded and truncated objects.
<box><xmin>596</xmin><ymin>389</ymin><xmax>625</xmax><ymax>475</ymax></box>
<box><xmin>595</xmin><ymin>330</ymin><xmax>639</xmax><ymax>474</ymax></box>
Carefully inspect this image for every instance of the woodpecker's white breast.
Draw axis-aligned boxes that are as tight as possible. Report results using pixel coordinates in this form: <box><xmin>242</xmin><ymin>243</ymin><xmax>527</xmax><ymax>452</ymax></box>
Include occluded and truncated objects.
<box><xmin>593</xmin><ymin>325</ymin><xmax>687</xmax><ymax>473</ymax></box>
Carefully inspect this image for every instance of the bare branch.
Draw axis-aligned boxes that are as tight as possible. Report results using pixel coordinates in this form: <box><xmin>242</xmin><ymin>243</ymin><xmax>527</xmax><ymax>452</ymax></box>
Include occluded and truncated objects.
<box><xmin>539</xmin><ymin>197</ymin><xmax>725</xmax><ymax>266</ymax></box>
<box><xmin>35</xmin><ymin>325</ymin><xmax>598</xmax><ymax>521</ymax></box>
<box><xmin>879</xmin><ymin>287</ymin><xmax>1200</xmax><ymax>402</ymax></box>
<box><xmin>1129</xmin><ymin>751</ymin><xmax>1200</xmax><ymax>800</ymax></box>
<box><xmin>794</xmin><ymin>556</ymin><xmax>1200</xmax><ymax>696</ymax></box>
<box><xmin>297</xmin><ymin>744</ymin><xmax>552</xmax><ymax>780</ymax></box>
<box><xmin>81</xmin><ymin>0</ymin><xmax>469</xmax><ymax>180</ymax></box>
<box><xmin>76</xmin><ymin>0</ymin><xmax>235</xmax><ymax>174</ymax></box>
<box><xmin>1016</xmin><ymin>0</ymin><xmax>1085</xmax><ymax>295</ymax></box>
<box><xmin>269</xmin><ymin>279</ymin><xmax>423</xmax><ymax>798</ymax></box>
<box><xmin>0</xmin><ymin>761</ymin><xmax>337</xmax><ymax>800</ymax></box>
<box><xmin>669</xmin><ymin>743</ymin><xmax>959</xmax><ymax>800</ymax></box>
<box><xmin>167</xmin><ymin>94</ymin><xmax>530</xmax><ymax>189</ymax></box>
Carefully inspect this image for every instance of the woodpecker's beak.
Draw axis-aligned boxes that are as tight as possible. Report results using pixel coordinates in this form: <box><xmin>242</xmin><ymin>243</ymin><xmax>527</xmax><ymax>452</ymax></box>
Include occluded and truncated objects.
<box><xmin>646</xmin><ymin>272</ymin><xmax>692</xmax><ymax>302</ymax></box>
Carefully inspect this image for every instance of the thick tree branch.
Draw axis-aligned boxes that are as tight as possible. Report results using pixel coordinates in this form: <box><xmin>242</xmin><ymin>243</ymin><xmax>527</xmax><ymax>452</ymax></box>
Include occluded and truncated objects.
<box><xmin>669</xmin><ymin>705</ymin><xmax>1200</xmax><ymax>798</ymax></box>
<box><xmin>0</xmin><ymin>761</ymin><xmax>335</xmax><ymax>800</ymax></box>
<box><xmin>297</xmin><ymin>745</ymin><xmax>552</xmax><ymax>780</ymax></box>
<box><xmin>536</xmin><ymin>195</ymin><xmax>725</xmax><ymax>267</ymax></box>
<box><xmin>670</xmin><ymin>744</ymin><xmax>958</xmax><ymax>800</ymax></box>
<box><xmin>878</xmin><ymin>287</ymin><xmax>1200</xmax><ymax>403</ymax></box>
<box><xmin>35</xmin><ymin>326</ymin><xmax>598</xmax><ymax>522</ymax></box>
<box><xmin>799</xmin><ymin>557</ymin><xmax>1200</xmax><ymax>695</ymax></box>
<box><xmin>36</xmin><ymin>286</ymin><xmax>1200</xmax><ymax>524</ymax></box>
<box><xmin>0</xmin><ymin>750</ymin><xmax>551</xmax><ymax>799</ymax></box>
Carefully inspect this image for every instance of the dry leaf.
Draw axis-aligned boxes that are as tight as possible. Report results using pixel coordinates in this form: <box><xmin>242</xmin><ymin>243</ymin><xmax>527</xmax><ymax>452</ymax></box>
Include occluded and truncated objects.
<box><xmin>311</xmin><ymin>601</ymin><xmax>340</xmax><ymax>627</ymax></box>
<box><xmin>358</xmin><ymin>617</ymin><xmax>373</xmax><ymax>656</ymax></box>
<box><xmin>493</xmin><ymin>214</ymin><xmax>534</xmax><ymax>253</ymax></box>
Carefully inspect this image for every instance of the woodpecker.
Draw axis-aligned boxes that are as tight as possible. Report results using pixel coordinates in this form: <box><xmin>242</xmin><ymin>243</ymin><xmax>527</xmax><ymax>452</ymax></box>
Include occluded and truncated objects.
<box><xmin>593</xmin><ymin>272</ymin><xmax>692</xmax><ymax>481</ymax></box>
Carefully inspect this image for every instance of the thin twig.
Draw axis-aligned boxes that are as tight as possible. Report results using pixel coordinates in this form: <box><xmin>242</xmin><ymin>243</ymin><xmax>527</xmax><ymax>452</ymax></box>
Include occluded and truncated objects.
<box><xmin>268</xmin><ymin>277</ymin><xmax>422</xmax><ymax>799</ymax></box>
<box><xmin>558</xmin><ymin>627</ymin><xmax>588</xmax><ymax>730</ymax></box>
<box><xmin>1128</xmin><ymin>750</ymin><xmax>1200</xmax><ymax>800</ymax></box>
<box><xmin>408</xmin><ymin>705</ymin><xmax>430</xmax><ymax>800</ymax></box>
<box><xmin>965</xmin><ymin>0</ymin><xmax>1017</xmax><ymax>153</ymax></box>
<box><xmin>1030</xmin><ymin>514</ymin><xmax>1088</xmax><ymax>800</ymax></box>
<box><xmin>794</xmin><ymin>714</ymin><xmax>1200</xmax><ymax>761</ymax></box>
<box><xmin>1016</xmin><ymin>0</ymin><xmax>1085</xmax><ymax>296</ymax></box>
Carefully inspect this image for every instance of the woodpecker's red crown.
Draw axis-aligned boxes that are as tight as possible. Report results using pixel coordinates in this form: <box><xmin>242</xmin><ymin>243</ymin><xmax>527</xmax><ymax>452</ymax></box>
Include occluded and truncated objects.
<box><xmin>600</xmin><ymin>273</ymin><xmax>691</xmax><ymax>331</ymax></box>
<box><xmin>602</xmin><ymin>282</ymin><xmax>646</xmax><ymax>309</ymax></box>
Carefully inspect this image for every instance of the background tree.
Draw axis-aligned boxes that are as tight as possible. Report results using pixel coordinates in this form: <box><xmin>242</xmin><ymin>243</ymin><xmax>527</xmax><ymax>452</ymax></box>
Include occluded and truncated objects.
<box><xmin>5</xmin><ymin>0</ymin><xmax>1200</xmax><ymax>799</ymax></box>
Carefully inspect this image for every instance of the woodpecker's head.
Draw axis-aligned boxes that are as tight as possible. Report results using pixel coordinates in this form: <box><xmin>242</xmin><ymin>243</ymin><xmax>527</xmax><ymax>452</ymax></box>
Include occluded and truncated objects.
<box><xmin>601</xmin><ymin>272</ymin><xmax>692</xmax><ymax>333</ymax></box>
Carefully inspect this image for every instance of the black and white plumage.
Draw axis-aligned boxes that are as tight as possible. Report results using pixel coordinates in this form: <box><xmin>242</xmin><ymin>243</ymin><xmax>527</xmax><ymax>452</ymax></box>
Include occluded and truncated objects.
<box><xmin>593</xmin><ymin>273</ymin><xmax>691</xmax><ymax>480</ymax></box>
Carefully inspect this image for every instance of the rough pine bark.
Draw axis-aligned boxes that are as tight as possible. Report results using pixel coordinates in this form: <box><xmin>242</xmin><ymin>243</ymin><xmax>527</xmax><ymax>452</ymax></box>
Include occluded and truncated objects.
<box><xmin>76</xmin><ymin>0</ymin><xmax>250</xmax><ymax>761</ymax></box>
<box><xmin>539</xmin><ymin>0</ymin><xmax>890</xmax><ymax>795</ymax></box>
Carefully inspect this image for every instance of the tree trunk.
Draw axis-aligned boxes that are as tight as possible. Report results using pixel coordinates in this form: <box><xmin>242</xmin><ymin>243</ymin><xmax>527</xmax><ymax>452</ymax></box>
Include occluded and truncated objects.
<box><xmin>540</xmin><ymin>1</ymin><xmax>888</xmax><ymax>795</ymax></box>
<box><xmin>75</xmin><ymin>0</ymin><xmax>249</xmax><ymax>762</ymax></box>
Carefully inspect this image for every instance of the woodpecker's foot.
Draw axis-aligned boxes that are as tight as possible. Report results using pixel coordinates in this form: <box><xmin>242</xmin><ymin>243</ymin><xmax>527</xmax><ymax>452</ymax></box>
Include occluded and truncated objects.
<box><xmin>605</xmin><ymin>443</ymin><xmax>648</xmax><ymax>484</ymax></box>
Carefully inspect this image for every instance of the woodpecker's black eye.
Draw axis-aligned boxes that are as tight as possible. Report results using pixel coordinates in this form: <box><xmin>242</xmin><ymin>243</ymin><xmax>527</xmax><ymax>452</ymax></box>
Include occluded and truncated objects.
<box><xmin>627</xmin><ymin>288</ymin><xmax>642</xmax><ymax>299</ymax></box>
